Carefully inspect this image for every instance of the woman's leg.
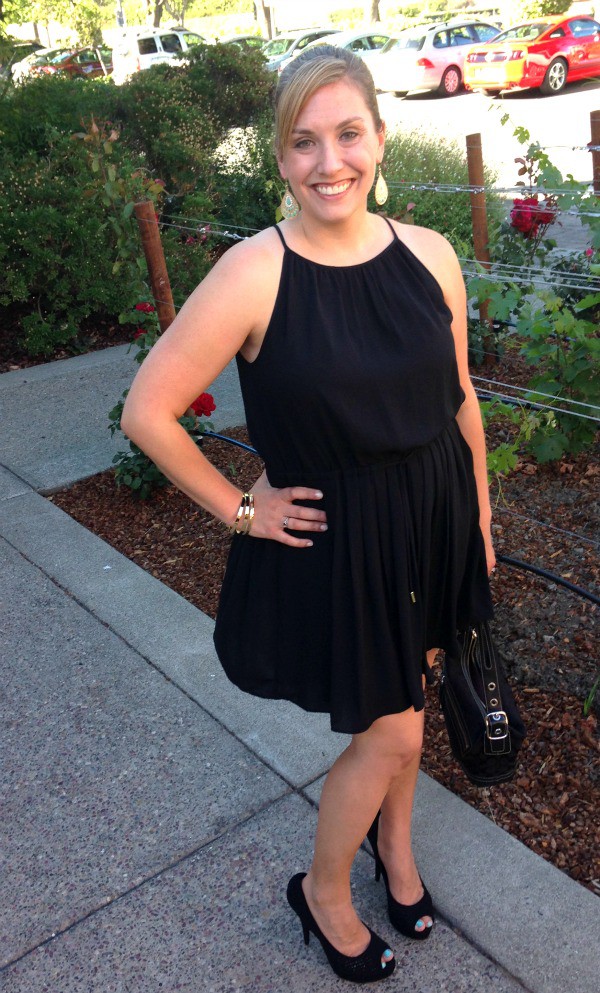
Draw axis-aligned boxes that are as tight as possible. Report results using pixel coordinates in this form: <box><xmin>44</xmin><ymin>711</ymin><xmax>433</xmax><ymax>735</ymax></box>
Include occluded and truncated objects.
<box><xmin>376</xmin><ymin>649</ymin><xmax>438</xmax><ymax>933</ymax></box>
<box><xmin>302</xmin><ymin>705</ymin><xmax>427</xmax><ymax>958</ymax></box>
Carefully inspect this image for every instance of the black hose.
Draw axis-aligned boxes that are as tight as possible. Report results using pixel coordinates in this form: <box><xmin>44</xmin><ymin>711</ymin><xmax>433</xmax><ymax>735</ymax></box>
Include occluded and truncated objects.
<box><xmin>497</xmin><ymin>554</ymin><xmax>600</xmax><ymax>607</ymax></box>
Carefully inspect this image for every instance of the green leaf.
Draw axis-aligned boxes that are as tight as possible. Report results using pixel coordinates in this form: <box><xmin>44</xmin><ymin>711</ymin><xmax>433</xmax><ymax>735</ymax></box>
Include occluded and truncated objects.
<box><xmin>530</xmin><ymin>432</ymin><xmax>568</xmax><ymax>463</ymax></box>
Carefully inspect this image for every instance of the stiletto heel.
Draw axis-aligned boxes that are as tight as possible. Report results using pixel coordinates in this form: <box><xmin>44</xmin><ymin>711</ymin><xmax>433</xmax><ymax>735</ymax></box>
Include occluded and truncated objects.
<box><xmin>286</xmin><ymin>873</ymin><xmax>395</xmax><ymax>983</ymax></box>
<box><xmin>367</xmin><ymin>813</ymin><xmax>435</xmax><ymax>941</ymax></box>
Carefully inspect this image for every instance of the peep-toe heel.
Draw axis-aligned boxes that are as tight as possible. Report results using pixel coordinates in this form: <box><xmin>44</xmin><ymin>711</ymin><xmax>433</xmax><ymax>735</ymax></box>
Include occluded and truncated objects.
<box><xmin>367</xmin><ymin>814</ymin><xmax>435</xmax><ymax>941</ymax></box>
<box><xmin>286</xmin><ymin>872</ymin><xmax>395</xmax><ymax>983</ymax></box>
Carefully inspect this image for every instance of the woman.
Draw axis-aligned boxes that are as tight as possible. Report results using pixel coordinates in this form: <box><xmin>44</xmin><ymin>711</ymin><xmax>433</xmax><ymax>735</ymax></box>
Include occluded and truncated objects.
<box><xmin>122</xmin><ymin>46</ymin><xmax>495</xmax><ymax>984</ymax></box>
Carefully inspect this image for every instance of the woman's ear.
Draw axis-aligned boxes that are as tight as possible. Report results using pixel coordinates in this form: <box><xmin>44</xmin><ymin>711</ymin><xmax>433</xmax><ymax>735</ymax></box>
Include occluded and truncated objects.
<box><xmin>377</xmin><ymin>120</ymin><xmax>386</xmax><ymax>164</ymax></box>
<box><xmin>276</xmin><ymin>149</ymin><xmax>286</xmax><ymax>181</ymax></box>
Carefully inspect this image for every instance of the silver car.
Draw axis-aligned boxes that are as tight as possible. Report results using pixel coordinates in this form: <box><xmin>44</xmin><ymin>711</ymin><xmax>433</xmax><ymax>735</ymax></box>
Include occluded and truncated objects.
<box><xmin>371</xmin><ymin>18</ymin><xmax>500</xmax><ymax>96</ymax></box>
<box><xmin>263</xmin><ymin>29</ymin><xmax>340</xmax><ymax>73</ymax></box>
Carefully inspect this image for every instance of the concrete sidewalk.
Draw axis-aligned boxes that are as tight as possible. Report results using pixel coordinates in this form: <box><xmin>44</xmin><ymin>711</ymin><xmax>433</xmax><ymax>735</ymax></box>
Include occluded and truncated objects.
<box><xmin>0</xmin><ymin>347</ymin><xmax>598</xmax><ymax>993</ymax></box>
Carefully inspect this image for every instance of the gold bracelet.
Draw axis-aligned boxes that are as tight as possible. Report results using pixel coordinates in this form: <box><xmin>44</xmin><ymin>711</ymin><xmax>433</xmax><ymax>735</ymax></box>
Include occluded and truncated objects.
<box><xmin>229</xmin><ymin>492</ymin><xmax>254</xmax><ymax>535</ymax></box>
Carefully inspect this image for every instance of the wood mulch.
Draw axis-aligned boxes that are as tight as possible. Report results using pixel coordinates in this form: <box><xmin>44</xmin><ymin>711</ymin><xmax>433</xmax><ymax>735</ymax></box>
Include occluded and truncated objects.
<box><xmin>50</xmin><ymin>429</ymin><xmax>600</xmax><ymax>896</ymax></box>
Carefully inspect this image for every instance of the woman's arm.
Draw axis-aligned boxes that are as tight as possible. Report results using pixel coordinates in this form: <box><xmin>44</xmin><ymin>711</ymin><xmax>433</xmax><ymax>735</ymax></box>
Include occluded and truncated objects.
<box><xmin>396</xmin><ymin>223</ymin><xmax>495</xmax><ymax>574</ymax></box>
<box><xmin>121</xmin><ymin>233</ymin><xmax>326</xmax><ymax>547</ymax></box>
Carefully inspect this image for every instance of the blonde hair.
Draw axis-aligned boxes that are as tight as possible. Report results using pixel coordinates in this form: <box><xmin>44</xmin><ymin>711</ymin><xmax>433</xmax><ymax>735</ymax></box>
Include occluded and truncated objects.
<box><xmin>274</xmin><ymin>45</ymin><xmax>383</xmax><ymax>155</ymax></box>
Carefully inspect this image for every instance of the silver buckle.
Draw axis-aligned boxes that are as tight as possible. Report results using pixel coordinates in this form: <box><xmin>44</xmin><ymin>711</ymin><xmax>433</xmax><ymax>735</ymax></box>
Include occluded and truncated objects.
<box><xmin>485</xmin><ymin>710</ymin><xmax>509</xmax><ymax>740</ymax></box>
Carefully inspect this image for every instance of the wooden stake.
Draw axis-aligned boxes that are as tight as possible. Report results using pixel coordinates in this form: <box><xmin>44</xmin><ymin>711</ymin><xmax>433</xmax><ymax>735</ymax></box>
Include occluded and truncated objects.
<box><xmin>134</xmin><ymin>200</ymin><xmax>176</xmax><ymax>334</ymax></box>
<box><xmin>466</xmin><ymin>133</ymin><xmax>494</xmax><ymax>365</ymax></box>
<box><xmin>590</xmin><ymin>111</ymin><xmax>600</xmax><ymax>196</ymax></box>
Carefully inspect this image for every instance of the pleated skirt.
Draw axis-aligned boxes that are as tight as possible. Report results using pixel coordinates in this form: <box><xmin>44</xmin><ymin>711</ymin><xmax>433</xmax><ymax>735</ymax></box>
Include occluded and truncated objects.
<box><xmin>213</xmin><ymin>420</ymin><xmax>493</xmax><ymax>734</ymax></box>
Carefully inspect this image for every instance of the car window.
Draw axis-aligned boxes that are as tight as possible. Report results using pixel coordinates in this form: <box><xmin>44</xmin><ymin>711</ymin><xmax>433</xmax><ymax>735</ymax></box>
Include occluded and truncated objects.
<box><xmin>569</xmin><ymin>18</ymin><xmax>600</xmax><ymax>37</ymax></box>
<box><xmin>548</xmin><ymin>28</ymin><xmax>565</xmax><ymax>38</ymax></box>
<box><xmin>160</xmin><ymin>34</ymin><xmax>183</xmax><ymax>53</ymax></box>
<box><xmin>369</xmin><ymin>36</ymin><xmax>389</xmax><ymax>48</ymax></box>
<box><xmin>263</xmin><ymin>37</ymin><xmax>294</xmax><ymax>56</ymax></box>
<box><xmin>447</xmin><ymin>27</ymin><xmax>473</xmax><ymax>46</ymax></box>
<box><xmin>390</xmin><ymin>32</ymin><xmax>426</xmax><ymax>51</ymax></box>
<box><xmin>349</xmin><ymin>38</ymin><xmax>369</xmax><ymax>51</ymax></box>
<box><xmin>473</xmin><ymin>23</ymin><xmax>499</xmax><ymax>42</ymax></box>
<box><xmin>182</xmin><ymin>32</ymin><xmax>204</xmax><ymax>48</ymax></box>
<box><xmin>493</xmin><ymin>23</ymin><xmax>547</xmax><ymax>43</ymax></box>
<box><xmin>76</xmin><ymin>50</ymin><xmax>96</xmax><ymax>63</ymax></box>
<box><xmin>138</xmin><ymin>37</ymin><xmax>158</xmax><ymax>55</ymax></box>
<box><xmin>51</xmin><ymin>51</ymin><xmax>74</xmax><ymax>64</ymax></box>
<box><xmin>432</xmin><ymin>31</ymin><xmax>449</xmax><ymax>49</ymax></box>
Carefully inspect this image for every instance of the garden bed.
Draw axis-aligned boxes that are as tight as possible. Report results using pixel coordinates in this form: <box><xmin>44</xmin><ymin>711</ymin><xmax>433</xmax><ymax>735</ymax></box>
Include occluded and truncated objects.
<box><xmin>50</xmin><ymin>427</ymin><xmax>599</xmax><ymax>896</ymax></box>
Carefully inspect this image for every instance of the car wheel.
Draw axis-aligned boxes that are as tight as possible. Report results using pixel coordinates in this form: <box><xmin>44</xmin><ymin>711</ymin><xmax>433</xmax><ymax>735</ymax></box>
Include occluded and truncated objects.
<box><xmin>540</xmin><ymin>58</ymin><xmax>567</xmax><ymax>95</ymax></box>
<box><xmin>393</xmin><ymin>90</ymin><xmax>408</xmax><ymax>98</ymax></box>
<box><xmin>439</xmin><ymin>65</ymin><xmax>461</xmax><ymax>96</ymax></box>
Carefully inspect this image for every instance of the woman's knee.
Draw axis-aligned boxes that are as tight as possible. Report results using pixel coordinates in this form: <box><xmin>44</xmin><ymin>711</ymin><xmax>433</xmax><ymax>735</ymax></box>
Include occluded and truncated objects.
<box><xmin>351</xmin><ymin>709</ymin><xmax>424</xmax><ymax>769</ymax></box>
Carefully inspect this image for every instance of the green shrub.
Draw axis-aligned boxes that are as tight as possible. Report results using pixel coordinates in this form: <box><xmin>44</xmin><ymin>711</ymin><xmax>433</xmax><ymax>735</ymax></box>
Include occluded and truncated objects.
<box><xmin>382</xmin><ymin>128</ymin><xmax>501</xmax><ymax>254</ymax></box>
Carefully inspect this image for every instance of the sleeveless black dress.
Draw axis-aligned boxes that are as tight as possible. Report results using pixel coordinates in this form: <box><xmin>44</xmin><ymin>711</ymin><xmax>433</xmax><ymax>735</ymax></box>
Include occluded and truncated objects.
<box><xmin>214</xmin><ymin>220</ymin><xmax>493</xmax><ymax>734</ymax></box>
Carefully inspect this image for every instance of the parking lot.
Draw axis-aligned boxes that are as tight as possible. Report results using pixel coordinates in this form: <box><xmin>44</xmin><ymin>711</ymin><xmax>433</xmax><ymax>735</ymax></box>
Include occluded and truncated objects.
<box><xmin>378</xmin><ymin>76</ymin><xmax>600</xmax><ymax>185</ymax></box>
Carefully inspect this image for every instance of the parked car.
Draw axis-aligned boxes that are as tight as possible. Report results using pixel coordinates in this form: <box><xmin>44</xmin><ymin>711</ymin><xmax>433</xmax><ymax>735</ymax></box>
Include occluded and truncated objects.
<box><xmin>33</xmin><ymin>47</ymin><xmax>113</xmax><ymax>80</ymax></box>
<box><xmin>112</xmin><ymin>27</ymin><xmax>207</xmax><ymax>84</ymax></box>
<box><xmin>11</xmin><ymin>46</ymin><xmax>69</xmax><ymax>83</ymax></box>
<box><xmin>262</xmin><ymin>28</ymin><xmax>340</xmax><ymax>72</ymax></box>
<box><xmin>303</xmin><ymin>28</ymin><xmax>391</xmax><ymax>59</ymax></box>
<box><xmin>464</xmin><ymin>15</ymin><xmax>600</xmax><ymax>96</ymax></box>
<box><xmin>370</xmin><ymin>18</ymin><xmax>501</xmax><ymax>96</ymax></box>
<box><xmin>221</xmin><ymin>34</ymin><xmax>265</xmax><ymax>52</ymax></box>
<box><xmin>0</xmin><ymin>39</ymin><xmax>42</xmax><ymax>80</ymax></box>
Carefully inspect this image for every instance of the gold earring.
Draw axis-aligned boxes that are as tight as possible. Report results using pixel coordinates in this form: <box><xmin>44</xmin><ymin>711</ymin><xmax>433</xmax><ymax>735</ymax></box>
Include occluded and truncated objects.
<box><xmin>374</xmin><ymin>166</ymin><xmax>388</xmax><ymax>207</ymax></box>
<box><xmin>280</xmin><ymin>185</ymin><xmax>300</xmax><ymax>220</ymax></box>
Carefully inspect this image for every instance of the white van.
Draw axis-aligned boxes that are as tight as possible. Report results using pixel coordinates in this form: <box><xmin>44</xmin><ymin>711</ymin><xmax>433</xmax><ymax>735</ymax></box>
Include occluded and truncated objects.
<box><xmin>112</xmin><ymin>27</ymin><xmax>207</xmax><ymax>84</ymax></box>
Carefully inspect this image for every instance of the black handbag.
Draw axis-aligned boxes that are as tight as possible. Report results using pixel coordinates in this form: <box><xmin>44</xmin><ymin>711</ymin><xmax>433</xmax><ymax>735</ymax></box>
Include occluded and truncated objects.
<box><xmin>439</xmin><ymin>621</ymin><xmax>526</xmax><ymax>787</ymax></box>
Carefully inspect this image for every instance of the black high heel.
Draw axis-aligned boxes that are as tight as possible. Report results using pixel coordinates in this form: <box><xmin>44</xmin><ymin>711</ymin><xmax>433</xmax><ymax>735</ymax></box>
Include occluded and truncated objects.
<box><xmin>367</xmin><ymin>813</ymin><xmax>435</xmax><ymax>941</ymax></box>
<box><xmin>286</xmin><ymin>873</ymin><xmax>395</xmax><ymax>983</ymax></box>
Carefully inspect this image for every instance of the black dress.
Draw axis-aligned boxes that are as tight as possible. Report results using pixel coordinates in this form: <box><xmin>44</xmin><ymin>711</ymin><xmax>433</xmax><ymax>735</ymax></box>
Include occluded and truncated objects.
<box><xmin>214</xmin><ymin>220</ymin><xmax>493</xmax><ymax>734</ymax></box>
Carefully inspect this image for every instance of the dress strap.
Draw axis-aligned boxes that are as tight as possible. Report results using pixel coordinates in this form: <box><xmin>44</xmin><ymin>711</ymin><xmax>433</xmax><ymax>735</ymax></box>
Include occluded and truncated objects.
<box><xmin>273</xmin><ymin>224</ymin><xmax>288</xmax><ymax>249</ymax></box>
<box><xmin>382</xmin><ymin>216</ymin><xmax>399</xmax><ymax>240</ymax></box>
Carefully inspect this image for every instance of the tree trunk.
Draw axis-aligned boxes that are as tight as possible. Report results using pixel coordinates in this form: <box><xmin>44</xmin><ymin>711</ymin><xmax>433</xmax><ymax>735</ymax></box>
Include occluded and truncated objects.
<box><xmin>254</xmin><ymin>1</ymin><xmax>274</xmax><ymax>39</ymax></box>
<box><xmin>145</xmin><ymin>1</ymin><xmax>164</xmax><ymax>28</ymax></box>
<box><xmin>365</xmin><ymin>1</ymin><xmax>381</xmax><ymax>23</ymax></box>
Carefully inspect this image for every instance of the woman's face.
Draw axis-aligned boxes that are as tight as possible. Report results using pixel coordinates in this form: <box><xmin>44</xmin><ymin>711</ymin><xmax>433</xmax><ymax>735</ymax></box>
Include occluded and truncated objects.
<box><xmin>277</xmin><ymin>78</ymin><xmax>385</xmax><ymax>224</ymax></box>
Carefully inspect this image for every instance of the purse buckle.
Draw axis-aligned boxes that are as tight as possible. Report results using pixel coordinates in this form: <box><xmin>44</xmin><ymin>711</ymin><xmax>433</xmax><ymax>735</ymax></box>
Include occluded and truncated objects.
<box><xmin>485</xmin><ymin>710</ymin><xmax>509</xmax><ymax>740</ymax></box>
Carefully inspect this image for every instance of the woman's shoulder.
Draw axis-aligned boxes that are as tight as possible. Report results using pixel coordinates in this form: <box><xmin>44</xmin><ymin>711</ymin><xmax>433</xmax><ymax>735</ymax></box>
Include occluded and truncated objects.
<box><xmin>388</xmin><ymin>219</ymin><xmax>456</xmax><ymax>260</ymax></box>
<box><xmin>387</xmin><ymin>219</ymin><xmax>462</xmax><ymax>286</ymax></box>
<box><xmin>211</xmin><ymin>226</ymin><xmax>284</xmax><ymax>278</ymax></box>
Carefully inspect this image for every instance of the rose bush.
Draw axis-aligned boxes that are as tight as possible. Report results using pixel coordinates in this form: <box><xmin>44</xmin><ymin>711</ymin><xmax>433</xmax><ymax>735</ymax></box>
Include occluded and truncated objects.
<box><xmin>108</xmin><ymin>307</ymin><xmax>217</xmax><ymax>498</ymax></box>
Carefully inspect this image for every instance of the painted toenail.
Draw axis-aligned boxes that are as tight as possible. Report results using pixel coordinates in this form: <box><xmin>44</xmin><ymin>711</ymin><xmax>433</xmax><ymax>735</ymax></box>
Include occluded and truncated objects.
<box><xmin>426</xmin><ymin>920</ymin><xmax>433</xmax><ymax>928</ymax></box>
<box><xmin>383</xmin><ymin>949</ymin><xmax>393</xmax><ymax>959</ymax></box>
<box><xmin>416</xmin><ymin>919</ymin><xmax>424</xmax><ymax>929</ymax></box>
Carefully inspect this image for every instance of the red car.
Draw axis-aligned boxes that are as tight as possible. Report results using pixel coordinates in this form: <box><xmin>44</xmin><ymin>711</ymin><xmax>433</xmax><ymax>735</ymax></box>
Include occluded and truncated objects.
<box><xmin>34</xmin><ymin>47</ymin><xmax>113</xmax><ymax>80</ymax></box>
<box><xmin>464</xmin><ymin>15</ymin><xmax>600</xmax><ymax>95</ymax></box>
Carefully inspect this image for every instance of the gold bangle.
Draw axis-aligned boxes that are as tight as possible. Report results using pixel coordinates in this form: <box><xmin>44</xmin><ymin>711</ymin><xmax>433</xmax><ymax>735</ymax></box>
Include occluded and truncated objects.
<box><xmin>229</xmin><ymin>492</ymin><xmax>254</xmax><ymax>535</ymax></box>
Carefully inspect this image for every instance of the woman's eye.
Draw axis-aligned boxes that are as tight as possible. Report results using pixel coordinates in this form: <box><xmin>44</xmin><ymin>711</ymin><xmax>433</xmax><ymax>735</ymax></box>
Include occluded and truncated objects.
<box><xmin>340</xmin><ymin>130</ymin><xmax>360</xmax><ymax>141</ymax></box>
<box><xmin>294</xmin><ymin>138</ymin><xmax>313</xmax><ymax>149</ymax></box>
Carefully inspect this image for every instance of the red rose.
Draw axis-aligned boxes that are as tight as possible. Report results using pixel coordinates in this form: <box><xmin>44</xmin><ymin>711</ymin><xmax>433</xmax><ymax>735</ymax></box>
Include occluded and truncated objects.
<box><xmin>510</xmin><ymin>197</ymin><xmax>539</xmax><ymax>238</ymax></box>
<box><xmin>190</xmin><ymin>392</ymin><xmax>216</xmax><ymax>417</ymax></box>
<box><xmin>133</xmin><ymin>328</ymin><xmax>145</xmax><ymax>340</ymax></box>
<box><xmin>135</xmin><ymin>302</ymin><xmax>155</xmax><ymax>313</ymax></box>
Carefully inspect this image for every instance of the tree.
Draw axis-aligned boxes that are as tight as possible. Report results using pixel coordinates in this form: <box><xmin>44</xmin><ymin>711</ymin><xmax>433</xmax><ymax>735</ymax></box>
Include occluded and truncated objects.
<box><xmin>365</xmin><ymin>1</ymin><xmax>380</xmax><ymax>23</ymax></box>
<box><xmin>254</xmin><ymin>0</ymin><xmax>273</xmax><ymax>39</ymax></box>
<box><xmin>1</xmin><ymin>1</ymin><xmax>109</xmax><ymax>45</ymax></box>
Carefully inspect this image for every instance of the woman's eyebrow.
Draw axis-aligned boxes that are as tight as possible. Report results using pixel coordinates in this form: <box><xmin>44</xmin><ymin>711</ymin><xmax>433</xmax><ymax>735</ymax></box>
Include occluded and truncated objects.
<box><xmin>291</xmin><ymin>116</ymin><xmax>366</xmax><ymax>135</ymax></box>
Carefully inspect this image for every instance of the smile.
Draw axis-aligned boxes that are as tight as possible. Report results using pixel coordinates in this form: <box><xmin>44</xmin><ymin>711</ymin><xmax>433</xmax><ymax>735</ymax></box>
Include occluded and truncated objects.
<box><xmin>313</xmin><ymin>181</ymin><xmax>353</xmax><ymax>196</ymax></box>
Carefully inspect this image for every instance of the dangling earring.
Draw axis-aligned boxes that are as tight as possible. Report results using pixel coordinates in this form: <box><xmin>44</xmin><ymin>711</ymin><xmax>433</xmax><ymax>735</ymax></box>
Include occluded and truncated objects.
<box><xmin>280</xmin><ymin>184</ymin><xmax>300</xmax><ymax>220</ymax></box>
<box><xmin>374</xmin><ymin>166</ymin><xmax>388</xmax><ymax>207</ymax></box>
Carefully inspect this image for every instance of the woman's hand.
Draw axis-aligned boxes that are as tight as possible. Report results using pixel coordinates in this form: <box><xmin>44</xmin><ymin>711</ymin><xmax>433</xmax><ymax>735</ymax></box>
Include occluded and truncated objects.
<box><xmin>249</xmin><ymin>470</ymin><xmax>328</xmax><ymax>547</ymax></box>
<box><xmin>480</xmin><ymin>517</ymin><xmax>496</xmax><ymax>576</ymax></box>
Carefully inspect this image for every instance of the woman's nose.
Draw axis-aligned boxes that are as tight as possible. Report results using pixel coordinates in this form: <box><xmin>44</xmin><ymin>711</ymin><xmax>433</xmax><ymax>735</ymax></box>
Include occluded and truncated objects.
<box><xmin>317</xmin><ymin>140</ymin><xmax>343</xmax><ymax>175</ymax></box>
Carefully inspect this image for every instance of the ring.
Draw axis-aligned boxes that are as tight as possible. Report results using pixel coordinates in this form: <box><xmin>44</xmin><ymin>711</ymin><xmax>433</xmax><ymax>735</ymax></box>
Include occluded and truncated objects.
<box><xmin>282</xmin><ymin>517</ymin><xmax>289</xmax><ymax>529</ymax></box>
